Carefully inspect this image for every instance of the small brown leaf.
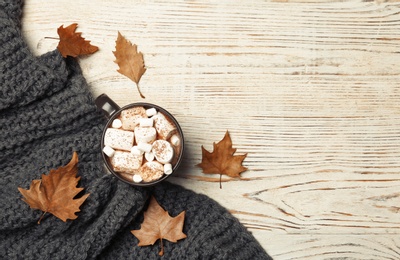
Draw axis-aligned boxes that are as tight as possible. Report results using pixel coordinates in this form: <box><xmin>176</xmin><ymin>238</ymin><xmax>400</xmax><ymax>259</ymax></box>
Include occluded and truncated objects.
<box><xmin>57</xmin><ymin>23</ymin><xmax>99</xmax><ymax>58</ymax></box>
<box><xmin>18</xmin><ymin>152</ymin><xmax>89</xmax><ymax>224</ymax></box>
<box><xmin>131</xmin><ymin>196</ymin><xmax>186</xmax><ymax>256</ymax></box>
<box><xmin>197</xmin><ymin>131</ymin><xmax>248</xmax><ymax>188</ymax></box>
<box><xmin>113</xmin><ymin>32</ymin><xmax>147</xmax><ymax>98</ymax></box>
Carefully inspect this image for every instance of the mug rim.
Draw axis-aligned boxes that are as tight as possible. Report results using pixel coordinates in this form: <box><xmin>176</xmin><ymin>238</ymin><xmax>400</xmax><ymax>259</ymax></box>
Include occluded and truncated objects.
<box><xmin>100</xmin><ymin>102</ymin><xmax>184</xmax><ymax>187</ymax></box>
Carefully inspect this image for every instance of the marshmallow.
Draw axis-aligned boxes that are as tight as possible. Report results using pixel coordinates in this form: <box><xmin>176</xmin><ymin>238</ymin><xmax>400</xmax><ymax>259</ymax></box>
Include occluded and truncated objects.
<box><xmin>102</xmin><ymin>145</ymin><xmax>115</xmax><ymax>157</ymax></box>
<box><xmin>120</xmin><ymin>106</ymin><xmax>147</xmax><ymax>130</ymax></box>
<box><xmin>110</xmin><ymin>151</ymin><xmax>143</xmax><ymax>173</ymax></box>
<box><xmin>104</xmin><ymin>128</ymin><xmax>134</xmax><ymax>151</ymax></box>
<box><xmin>146</xmin><ymin>107</ymin><xmax>157</xmax><ymax>117</ymax></box>
<box><xmin>133</xmin><ymin>174</ymin><xmax>143</xmax><ymax>183</ymax></box>
<box><xmin>170</xmin><ymin>134</ymin><xmax>181</xmax><ymax>146</ymax></box>
<box><xmin>139</xmin><ymin>118</ymin><xmax>154</xmax><ymax>127</ymax></box>
<box><xmin>145</xmin><ymin>152</ymin><xmax>155</xmax><ymax>162</ymax></box>
<box><xmin>111</xmin><ymin>118</ymin><xmax>122</xmax><ymax>128</ymax></box>
<box><xmin>152</xmin><ymin>140</ymin><xmax>174</xmax><ymax>164</ymax></box>
<box><xmin>164</xmin><ymin>163</ymin><xmax>173</xmax><ymax>175</ymax></box>
<box><xmin>154</xmin><ymin>112</ymin><xmax>177</xmax><ymax>140</ymax></box>
<box><xmin>130</xmin><ymin>146</ymin><xmax>144</xmax><ymax>156</ymax></box>
<box><xmin>140</xmin><ymin>161</ymin><xmax>164</xmax><ymax>182</ymax></box>
<box><xmin>137</xmin><ymin>142</ymin><xmax>153</xmax><ymax>153</ymax></box>
<box><xmin>134</xmin><ymin>126</ymin><xmax>157</xmax><ymax>144</ymax></box>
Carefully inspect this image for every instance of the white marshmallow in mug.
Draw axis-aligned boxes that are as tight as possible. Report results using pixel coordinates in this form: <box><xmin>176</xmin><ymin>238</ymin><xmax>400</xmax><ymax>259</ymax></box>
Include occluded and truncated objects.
<box><xmin>164</xmin><ymin>163</ymin><xmax>173</xmax><ymax>175</ymax></box>
<box><xmin>133</xmin><ymin>174</ymin><xmax>143</xmax><ymax>183</ymax></box>
<box><xmin>111</xmin><ymin>118</ymin><xmax>122</xmax><ymax>129</ymax></box>
<box><xmin>145</xmin><ymin>151</ymin><xmax>155</xmax><ymax>162</ymax></box>
<box><xmin>170</xmin><ymin>134</ymin><xmax>181</xmax><ymax>146</ymax></box>
<box><xmin>140</xmin><ymin>161</ymin><xmax>164</xmax><ymax>182</ymax></box>
<box><xmin>110</xmin><ymin>151</ymin><xmax>143</xmax><ymax>173</ymax></box>
<box><xmin>146</xmin><ymin>107</ymin><xmax>157</xmax><ymax>117</ymax></box>
<box><xmin>120</xmin><ymin>106</ymin><xmax>147</xmax><ymax>130</ymax></box>
<box><xmin>152</xmin><ymin>140</ymin><xmax>174</xmax><ymax>164</ymax></box>
<box><xmin>153</xmin><ymin>113</ymin><xmax>177</xmax><ymax>140</ymax></box>
<box><xmin>137</xmin><ymin>141</ymin><xmax>153</xmax><ymax>153</ymax></box>
<box><xmin>103</xmin><ymin>145</ymin><xmax>115</xmax><ymax>157</ymax></box>
<box><xmin>134</xmin><ymin>126</ymin><xmax>156</xmax><ymax>144</ymax></box>
<box><xmin>104</xmin><ymin>128</ymin><xmax>134</xmax><ymax>151</ymax></box>
<box><xmin>130</xmin><ymin>146</ymin><xmax>144</xmax><ymax>156</ymax></box>
<box><xmin>139</xmin><ymin>118</ymin><xmax>154</xmax><ymax>127</ymax></box>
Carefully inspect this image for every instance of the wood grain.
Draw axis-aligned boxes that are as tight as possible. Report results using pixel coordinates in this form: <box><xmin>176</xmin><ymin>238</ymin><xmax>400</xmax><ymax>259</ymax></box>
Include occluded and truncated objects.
<box><xmin>22</xmin><ymin>0</ymin><xmax>400</xmax><ymax>259</ymax></box>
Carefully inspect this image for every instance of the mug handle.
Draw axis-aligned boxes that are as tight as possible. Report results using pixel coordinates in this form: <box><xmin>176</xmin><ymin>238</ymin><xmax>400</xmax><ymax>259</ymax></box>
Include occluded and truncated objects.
<box><xmin>95</xmin><ymin>94</ymin><xmax>121</xmax><ymax>118</ymax></box>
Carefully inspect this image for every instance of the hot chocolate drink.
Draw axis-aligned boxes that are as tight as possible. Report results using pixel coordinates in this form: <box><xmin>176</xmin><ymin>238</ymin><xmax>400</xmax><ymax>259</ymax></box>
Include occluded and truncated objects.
<box><xmin>102</xmin><ymin>105</ymin><xmax>183</xmax><ymax>184</ymax></box>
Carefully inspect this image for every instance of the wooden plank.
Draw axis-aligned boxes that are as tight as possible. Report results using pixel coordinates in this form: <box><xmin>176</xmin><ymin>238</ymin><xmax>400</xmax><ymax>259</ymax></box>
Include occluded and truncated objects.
<box><xmin>258</xmin><ymin>234</ymin><xmax>400</xmax><ymax>260</ymax></box>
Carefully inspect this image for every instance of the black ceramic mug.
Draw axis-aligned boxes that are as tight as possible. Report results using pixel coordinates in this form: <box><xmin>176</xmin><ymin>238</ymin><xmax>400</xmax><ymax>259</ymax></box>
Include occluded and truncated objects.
<box><xmin>95</xmin><ymin>94</ymin><xmax>184</xmax><ymax>187</ymax></box>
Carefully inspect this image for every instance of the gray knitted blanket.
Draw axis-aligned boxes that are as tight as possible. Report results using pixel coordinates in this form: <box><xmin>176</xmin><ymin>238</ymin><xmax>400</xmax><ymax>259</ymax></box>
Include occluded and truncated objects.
<box><xmin>0</xmin><ymin>1</ymin><xmax>271</xmax><ymax>259</ymax></box>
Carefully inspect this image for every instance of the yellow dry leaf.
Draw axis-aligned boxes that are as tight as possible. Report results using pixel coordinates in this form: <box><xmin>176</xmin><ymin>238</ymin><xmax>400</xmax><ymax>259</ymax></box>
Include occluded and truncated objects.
<box><xmin>113</xmin><ymin>32</ymin><xmax>147</xmax><ymax>98</ymax></box>
<box><xmin>18</xmin><ymin>152</ymin><xmax>89</xmax><ymax>224</ymax></box>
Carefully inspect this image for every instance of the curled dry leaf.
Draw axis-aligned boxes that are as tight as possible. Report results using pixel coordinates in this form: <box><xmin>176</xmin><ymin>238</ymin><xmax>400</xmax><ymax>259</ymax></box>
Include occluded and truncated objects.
<box><xmin>113</xmin><ymin>32</ymin><xmax>147</xmax><ymax>98</ymax></box>
<box><xmin>197</xmin><ymin>131</ymin><xmax>248</xmax><ymax>188</ymax></box>
<box><xmin>131</xmin><ymin>196</ymin><xmax>186</xmax><ymax>256</ymax></box>
<box><xmin>57</xmin><ymin>23</ymin><xmax>99</xmax><ymax>58</ymax></box>
<box><xmin>18</xmin><ymin>152</ymin><xmax>89</xmax><ymax>224</ymax></box>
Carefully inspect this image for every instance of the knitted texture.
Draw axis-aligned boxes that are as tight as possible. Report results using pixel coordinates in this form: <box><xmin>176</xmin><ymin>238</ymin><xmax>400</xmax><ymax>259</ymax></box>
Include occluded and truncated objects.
<box><xmin>0</xmin><ymin>1</ymin><xmax>271</xmax><ymax>259</ymax></box>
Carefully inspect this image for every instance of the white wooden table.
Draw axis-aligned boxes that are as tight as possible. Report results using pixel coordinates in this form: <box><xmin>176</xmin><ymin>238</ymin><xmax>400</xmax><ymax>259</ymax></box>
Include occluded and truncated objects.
<box><xmin>22</xmin><ymin>1</ymin><xmax>400</xmax><ymax>259</ymax></box>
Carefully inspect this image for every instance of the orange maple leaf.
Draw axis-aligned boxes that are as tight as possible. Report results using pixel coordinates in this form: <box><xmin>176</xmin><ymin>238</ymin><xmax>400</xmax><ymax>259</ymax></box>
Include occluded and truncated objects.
<box><xmin>113</xmin><ymin>31</ymin><xmax>147</xmax><ymax>98</ymax></box>
<box><xmin>18</xmin><ymin>152</ymin><xmax>90</xmax><ymax>224</ymax></box>
<box><xmin>197</xmin><ymin>131</ymin><xmax>248</xmax><ymax>188</ymax></box>
<box><xmin>57</xmin><ymin>23</ymin><xmax>99</xmax><ymax>58</ymax></box>
<box><xmin>131</xmin><ymin>196</ymin><xmax>186</xmax><ymax>256</ymax></box>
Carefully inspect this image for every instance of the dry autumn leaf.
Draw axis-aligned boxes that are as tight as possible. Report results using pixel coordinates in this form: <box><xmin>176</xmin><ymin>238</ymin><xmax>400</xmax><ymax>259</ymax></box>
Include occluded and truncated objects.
<box><xmin>113</xmin><ymin>32</ymin><xmax>147</xmax><ymax>98</ymax></box>
<box><xmin>18</xmin><ymin>152</ymin><xmax>89</xmax><ymax>224</ymax></box>
<box><xmin>131</xmin><ymin>196</ymin><xmax>186</xmax><ymax>256</ymax></box>
<box><xmin>57</xmin><ymin>23</ymin><xmax>99</xmax><ymax>58</ymax></box>
<box><xmin>197</xmin><ymin>131</ymin><xmax>248</xmax><ymax>188</ymax></box>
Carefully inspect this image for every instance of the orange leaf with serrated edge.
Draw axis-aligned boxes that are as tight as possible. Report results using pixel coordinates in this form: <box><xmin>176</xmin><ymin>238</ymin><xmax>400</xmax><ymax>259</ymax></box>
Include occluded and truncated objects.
<box><xmin>57</xmin><ymin>23</ymin><xmax>99</xmax><ymax>58</ymax></box>
<box><xmin>113</xmin><ymin>32</ymin><xmax>147</xmax><ymax>98</ymax></box>
<box><xmin>18</xmin><ymin>152</ymin><xmax>89</xmax><ymax>224</ymax></box>
<box><xmin>197</xmin><ymin>131</ymin><xmax>248</xmax><ymax>188</ymax></box>
<box><xmin>131</xmin><ymin>196</ymin><xmax>186</xmax><ymax>256</ymax></box>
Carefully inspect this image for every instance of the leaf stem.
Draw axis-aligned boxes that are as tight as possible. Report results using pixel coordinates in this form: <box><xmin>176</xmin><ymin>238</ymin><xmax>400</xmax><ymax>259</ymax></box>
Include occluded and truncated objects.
<box><xmin>38</xmin><ymin>211</ymin><xmax>47</xmax><ymax>224</ymax></box>
<box><xmin>159</xmin><ymin>239</ymin><xmax>164</xmax><ymax>256</ymax></box>
<box><xmin>136</xmin><ymin>83</ymin><xmax>145</xmax><ymax>99</ymax></box>
<box><xmin>44</xmin><ymin>37</ymin><xmax>60</xmax><ymax>40</ymax></box>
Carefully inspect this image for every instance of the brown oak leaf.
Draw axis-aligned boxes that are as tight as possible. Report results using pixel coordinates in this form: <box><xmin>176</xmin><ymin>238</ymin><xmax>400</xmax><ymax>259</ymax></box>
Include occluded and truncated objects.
<box><xmin>113</xmin><ymin>31</ymin><xmax>147</xmax><ymax>98</ymax></box>
<box><xmin>57</xmin><ymin>23</ymin><xmax>99</xmax><ymax>58</ymax></box>
<box><xmin>197</xmin><ymin>131</ymin><xmax>248</xmax><ymax>188</ymax></box>
<box><xmin>18</xmin><ymin>152</ymin><xmax>90</xmax><ymax>224</ymax></box>
<box><xmin>131</xmin><ymin>196</ymin><xmax>186</xmax><ymax>256</ymax></box>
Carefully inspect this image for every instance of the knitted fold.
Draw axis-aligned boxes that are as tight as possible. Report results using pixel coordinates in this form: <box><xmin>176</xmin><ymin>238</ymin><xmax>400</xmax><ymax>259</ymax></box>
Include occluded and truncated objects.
<box><xmin>0</xmin><ymin>1</ymin><xmax>271</xmax><ymax>259</ymax></box>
